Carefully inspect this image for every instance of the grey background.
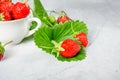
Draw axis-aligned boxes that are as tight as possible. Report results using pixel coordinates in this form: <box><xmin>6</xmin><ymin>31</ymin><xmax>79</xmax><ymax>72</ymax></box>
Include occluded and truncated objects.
<box><xmin>0</xmin><ymin>0</ymin><xmax>120</xmax><ymax>80</ymax></box>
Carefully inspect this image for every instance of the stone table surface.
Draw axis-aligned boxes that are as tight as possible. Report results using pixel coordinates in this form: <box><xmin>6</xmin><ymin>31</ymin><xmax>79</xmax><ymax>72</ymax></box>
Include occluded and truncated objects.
<box><xmin>0</xmin><ymin>0</ymin><xmax>120</xmax><ymax>80</ymax></box>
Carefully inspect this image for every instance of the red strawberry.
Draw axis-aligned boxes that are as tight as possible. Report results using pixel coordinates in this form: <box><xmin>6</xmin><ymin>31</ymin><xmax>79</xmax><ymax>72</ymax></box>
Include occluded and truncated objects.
<box><xmin>12</xmin><ymin>2</ymin><xmax>30</xmax><ymax>19</ymax></box>
<box><xmin>0</xmin><ymin>53</ymin><xmax>3</xmax><ymax>60</ymax></box>
<box><xmin>57</xmin><ymin>15</ymin><xmax>70</xmax><ymax>23</ymax></box>
<box><xmin>59</xmin><ymin>39</ymin><xmax>81</xmax><ymax>58</ymax></box>
<box><xmin>0</xmin><ymin>1</ymin><xmax>14</xmax><ymax>12</ymax></box>
<box><xmin>0</xmin><ymin>0</ymin><xmax>11</xmax><ymax>4</ymax></box>
<box><xmin>0</xmin><ymin>11</ymin><xmax>12</xmax><ymax>21</ymax></box>
<box><xmin>75</xmin><ymin>32</ymin><xmax>88</xmax><ymax>47</ymax></box>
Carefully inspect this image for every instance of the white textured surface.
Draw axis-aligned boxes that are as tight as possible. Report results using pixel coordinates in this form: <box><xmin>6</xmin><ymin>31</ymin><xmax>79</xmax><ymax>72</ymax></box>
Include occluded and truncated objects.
<box><xmin>0</xmin><ymin>0</ymin><xmax>120</xmax><ymax>80</ymax></box>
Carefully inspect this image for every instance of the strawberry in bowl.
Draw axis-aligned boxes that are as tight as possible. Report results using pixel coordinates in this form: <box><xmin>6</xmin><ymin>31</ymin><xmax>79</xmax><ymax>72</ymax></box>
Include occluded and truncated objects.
<box><xmin>0</xmin><ymin>0</ymin><xmax>30</xmax><ymax>21</ymax></box>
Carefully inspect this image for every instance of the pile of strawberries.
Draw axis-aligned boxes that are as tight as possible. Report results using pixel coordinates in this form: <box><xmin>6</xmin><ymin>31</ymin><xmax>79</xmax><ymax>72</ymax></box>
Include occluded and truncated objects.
<box><xmin>0</xmin><ymin>0</ymin><xmax>30</xmax><ymax>21</ymax></box>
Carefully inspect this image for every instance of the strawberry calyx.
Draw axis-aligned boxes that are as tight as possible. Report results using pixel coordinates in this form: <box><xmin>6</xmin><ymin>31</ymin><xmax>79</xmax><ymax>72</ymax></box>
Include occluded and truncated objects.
<box><xmin>51</xmin><ymin>39</ymin><xmax>82</xmax><ymax>58</ymax></box>
<box><xmin>0</xmin><ymin>41</ymin><xmax>13</xmax><ymax>53</ymax></box>
<box><xmin>0</xmin><ymin>11</ymin><xmax>12</xmax><ymax>21</ymax></box>
<box><xmin>0</xmin><ymin>42</ymin><xmax>5</xmax><ymax>54</ymax></box>
<box><xmin>51</xmin><ymin>40</ymin><xmax>64</xmax><ymax>52</ymax></box>
<box><xmin>51</xmin><ymin>40</ymin><xmax>64</xmax><ymax>57</ymax></box>
<box><xmin>0</xmin><ymin>42</ymin><xmax>5</xmax><ymax>60</ymax></box>
<box><xmin>59</xmin><ymin>11</ymin><xmax>66</xmax><ymax>18</ymax></box>
<box><xmin>0</xmin><ymin>13</ymin><xmax>5</xmax><ymax>20</ymax></box>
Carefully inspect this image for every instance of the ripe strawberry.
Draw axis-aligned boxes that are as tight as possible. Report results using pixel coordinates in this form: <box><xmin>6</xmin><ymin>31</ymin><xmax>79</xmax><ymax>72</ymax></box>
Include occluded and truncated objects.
<box><xmin>12</xmin><ymin>2</ymin><xmax>30</xmax><ymax>19</ymax></box>
<box><xmin>59</xmin><ymin>39</ymin><xmax>81</xmax><ymax>58</ymax></box>
<box><xmin>0</xmin><ymin>11</ymin><xmax>12</xmax><ymax>21</ymax></box>
<box><xmin>0</xmin><ymin>1</ymin><xmax>14</xmax><ymax>12</ymax></box>
<box><xmin>0</xmin><ymin>53</ymin><xmax>3</xmax><ymax>60</ymax></box>
<box><xmin>57</xmin><ymin>15</ymin><xmax>70</xmax><ymax>23</ymax></box>
<box><xmin>75</xmin><ymin>32</ymin><xmax>88</xmax><ymax>47</ymax></box>
<box><xmin>0</xmin><ymin>0</ymin><xmax>11</xmax><ymax>4</ymax></box>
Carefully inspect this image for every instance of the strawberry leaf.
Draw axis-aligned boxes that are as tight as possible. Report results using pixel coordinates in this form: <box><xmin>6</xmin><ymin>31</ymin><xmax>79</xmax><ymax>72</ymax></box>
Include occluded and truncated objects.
<box><xmin>33</xmin><ymin>0</ymin><xmax>49</xmax><ymax>21</ymax></box>
<box><xmin>53</xmin><ymin>22</ymin><xmax>72</xmax><ymax>42</ymax></box>
<box><xmin>71</xmin><ymin>20</ymin><xmax>88</xmax><ymax>34</ymax></box>
<box><xmin>53</xmin><ymin>20</ymin><xmax>88</xmax><ymax>42</ymax></box>
<box><xmin>32</xmin><ymin>0</ymin><xmax>53</xmax><ymax>27</ymax></box>
<box><xmin>34</xmin><ymin>26</ymin><xmax>54</xmax><ymax>53</ymax></box>
<box><xmin>34</xmin><ymin>20</ymin><xmax>88</xmax><ymax>61</ymax></box>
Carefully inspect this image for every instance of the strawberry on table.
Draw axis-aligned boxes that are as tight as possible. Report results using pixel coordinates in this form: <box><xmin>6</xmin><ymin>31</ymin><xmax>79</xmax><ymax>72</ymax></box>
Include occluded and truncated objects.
<box><xmin>59</xmin><ymin>39</ymin><xmax>81</xmax><ymax>58</ymax></box>
<box><xmin>75</xmin><ymin>32</ymin><xmax>88</xmax><ymax>47</ymax></box>
<box><xmin>12</xmin><ymin>1</ymin><xmax>30</xmax><ymax>19</ymax></box>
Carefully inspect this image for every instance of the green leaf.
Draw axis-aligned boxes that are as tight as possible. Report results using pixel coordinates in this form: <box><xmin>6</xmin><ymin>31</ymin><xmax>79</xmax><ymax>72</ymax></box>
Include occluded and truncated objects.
<box><xmin>34</xmin><ymin>20</ymin><xmax>88</xmax><ymax>61</ymax></box>
<box><xmin>34</xmin><ymin>26</ymin><xmax>54</xmax><ymax>53</ymax></box>
<box><xmin>33</xmin><ymin>0</ymin><xmax>53</xmax><ymax>27</ymax></box>
<box><xmin>71</xmin><ymin>20</ymin><xmax>88</xmax><ymax>34</ymax></box>
<box><xmin>24</xmin><ymin>0</ymin><xmax>52</xmax><ymax>41</ymax></box>
<box><xmin>53</xmin><ymin>22</ymin><xmax>72</xmax><ymax>42</ymax></box>
<box><xmin>0</xmin><ymin>42</ymin><xmax>5</xmax><ymax>54</ymax></box>
<box><xmin>53</xmin><ymin>20</ymin><xmax>88</xmax><ymax>42</ymax></box>
<box><xmin>33</xmin><ymin>0</ymin><xmax>49</xmax><ymax>20</ymax></box>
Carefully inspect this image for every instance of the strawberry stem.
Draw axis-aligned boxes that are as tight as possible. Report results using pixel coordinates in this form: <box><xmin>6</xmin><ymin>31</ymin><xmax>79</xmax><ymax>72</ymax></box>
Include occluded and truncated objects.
<box><xmin>3</xmin><ymin>41</ymin><xmax>13</xmax><ymax>47</ymax></box>
<box><xmin>56</xmin><ymin>52</ymin><xmax>60</xmax><ymax>57</ymax></box>
<box><xmin>48</xmin><ymin>10</ymin><xmax>60</xmax><ymax>16</ymax></box>
<box><xmin>61</xmin><ymin>11</ymin><xmax>72</xmax><ymax>20</ymax></box>
<box><xmin>43</xmin><ymin>17</ymin><xmax>53</xmax><ymax>27</ymax></box>
<box><xmin>59</xmin><ymin>11</ymin><xmax>66</xmax><ymax>17</ymax></box>
<box><xmin>61</xmin><ymin>11</ymin><xmax>67</xmax><ymax>15</ymax></box>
